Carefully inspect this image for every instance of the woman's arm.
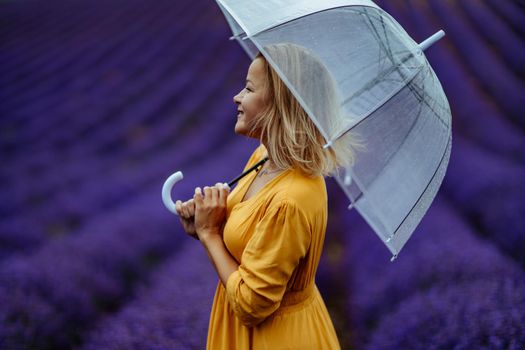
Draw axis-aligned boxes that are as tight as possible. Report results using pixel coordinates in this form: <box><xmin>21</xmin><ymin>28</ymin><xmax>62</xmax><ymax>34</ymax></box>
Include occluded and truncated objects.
<box><xmin>225</xmin><ymin>201</ymin><xmax>311</xmax><ymax>327</ymax></box>
<box><xmin>193</xmin><ymin>185</ymin><xmax>239</xmax><ymax>287</ymax></box>
<box><xmin>200</xmin><ymin>233</ymin><xmax>238</xmax><ymax>286</ymax></box>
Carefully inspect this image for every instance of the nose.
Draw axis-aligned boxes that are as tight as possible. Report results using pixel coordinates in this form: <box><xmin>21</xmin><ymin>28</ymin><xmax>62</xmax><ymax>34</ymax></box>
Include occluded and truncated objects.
<box><xmin>233</xmin><ymin>89</ymin><xmax>243</xmax><ymax>104</ymax></box>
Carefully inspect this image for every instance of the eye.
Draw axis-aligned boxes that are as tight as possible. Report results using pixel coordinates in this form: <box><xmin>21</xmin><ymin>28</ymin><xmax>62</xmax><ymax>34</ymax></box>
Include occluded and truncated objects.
<box><xmin>245</xmin><ymin>86</ymin><xmax>253</xmax><ymax>92</ymax></box>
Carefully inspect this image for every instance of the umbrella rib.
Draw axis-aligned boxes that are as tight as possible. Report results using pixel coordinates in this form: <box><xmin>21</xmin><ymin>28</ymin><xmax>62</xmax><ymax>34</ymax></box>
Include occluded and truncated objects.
<box><xmin>334</xmin><ymin>63</ymin><xmax>449</xmax><ymax>145</ymax></box>
<box><xmin>336</xmin><ymin>68</ymin><xmax>450</xmax><ymax>242</ymax></box>
<box><xmin>339</xmin><ymin>9</ymin><xmax>422</xmax><ymax>135</ymax></box>
<box><xmin>340</xmin><ymin>50</ymin><xmax>416</xmax><ymax>107</ymax></box>
<box><xmin>378</xmin><ymin>12</ymin><xmax>398</xmax><ymax>75</ymax></box>
<box><xmin>340</xmin><ymin>46</ymin><xmax>418</xmax><ymax>107</ymax></box>
<box><xmin>333</xmin><ymin>61</ymin><xmax>422</xmax><ymax>142</ymax></box>
<box><xmin>344</xmin><ymin>128</ymin><xmax>450</xmax><ymax>244</ymax></box>
<box><xmin>388</xmin><ymin>133</ymin><xmax>452</xmax><ymax>241</ymax></box>
<box><xmin>404</xmin><ymin>70</ymin><xmax>449</xmax><ymax>129</ymax></box>
<box><xmin>342</xmin><ymin>86</ymin><xmax>423</xmax><ymax>224</ymax></box>
<box><xmin>366</xmin><ymin>10</ymin><xmax>448</xmax><ymax>127</ymax></box>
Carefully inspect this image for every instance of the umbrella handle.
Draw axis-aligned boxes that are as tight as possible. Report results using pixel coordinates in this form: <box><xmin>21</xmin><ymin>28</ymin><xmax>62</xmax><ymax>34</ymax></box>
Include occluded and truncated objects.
<box><xmin>162</xmin><ymin>171</ymin><xmax>184</xmax><ymax>215</ymax></box>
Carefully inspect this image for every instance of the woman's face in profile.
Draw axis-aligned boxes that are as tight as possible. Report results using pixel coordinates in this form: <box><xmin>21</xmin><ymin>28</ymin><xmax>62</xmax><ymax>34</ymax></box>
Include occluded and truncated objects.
<box><xmin>233</xmin><ymin>57</ymin><xmax>268</xmax><ymax>138</ymax></box>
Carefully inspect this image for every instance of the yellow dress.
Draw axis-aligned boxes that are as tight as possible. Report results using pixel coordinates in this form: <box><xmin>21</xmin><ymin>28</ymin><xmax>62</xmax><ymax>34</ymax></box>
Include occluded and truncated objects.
<box><xmin>206</xmin><ymin>145</ymin><xmax>341</xmax><ymax>350</ymax></box>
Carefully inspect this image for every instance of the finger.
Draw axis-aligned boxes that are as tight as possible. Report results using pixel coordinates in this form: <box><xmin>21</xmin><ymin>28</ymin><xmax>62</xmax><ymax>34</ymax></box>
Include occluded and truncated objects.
<box><xmin>175</xmin><ymin>200</ymin><xmax>183</xmax><ymax>215</ymax></box>
<box><xmin>218</xmin><ymin>184</ymin><xmax>229</xmax><ymax>205</ymax></box>
<box><xmin>214</xmin><ymin>183</ymin><xmax>223</xmax><ymax>205</ymax></box>
<box><xmin>203</xmin><ymin>186</ymin><xmax>212</xmax><ymax>199</ymax></box>
<box><xmin>187</xmin><ymin>199</ymin><xmax>195</xmax><ymax>216</ymax></box>
<box><xmin>181</xmin><ymin>202</ymin><xmax>192</xmax><ymax>219</ymax></box>
<box><xmin>203</xmin><ymin>186</ymin><xmax>213</xmax><ymax>205</ymax></box>
<box><xmin>193</xmin><ymin>187</ymin><xmax>204</xmax><ymax>207</ymax></box>
<box><xmin>219</xmin><ymin>183</ymin><xmax>230</xmax><ymax>193</ymax></box>
<box><xmin>210</xmin><ymin>186</ymin><xmax>219</xmax><ymax>204</ymax></box>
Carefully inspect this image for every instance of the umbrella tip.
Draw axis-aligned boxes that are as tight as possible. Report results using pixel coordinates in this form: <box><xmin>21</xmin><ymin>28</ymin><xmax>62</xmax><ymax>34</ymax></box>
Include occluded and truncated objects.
<box><xmin>418</xmin><ymin>30</ymin><xmax>445</xmax><ymax>51</ymax></box>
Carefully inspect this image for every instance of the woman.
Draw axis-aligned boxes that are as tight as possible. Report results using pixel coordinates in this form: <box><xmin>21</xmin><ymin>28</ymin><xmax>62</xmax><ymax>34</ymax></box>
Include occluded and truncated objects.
<box><xmin>175</xmin><ymin>44</ymin><xmax>356</xmax><ymax>349</ymax></box>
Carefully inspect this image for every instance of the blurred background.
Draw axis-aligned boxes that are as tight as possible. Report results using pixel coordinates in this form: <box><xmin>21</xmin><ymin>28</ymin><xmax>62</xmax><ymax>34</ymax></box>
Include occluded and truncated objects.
<box><xmin>1</xmin><ymin>0</ymin><xmax>524</xmax><ymax>349</ymax></box>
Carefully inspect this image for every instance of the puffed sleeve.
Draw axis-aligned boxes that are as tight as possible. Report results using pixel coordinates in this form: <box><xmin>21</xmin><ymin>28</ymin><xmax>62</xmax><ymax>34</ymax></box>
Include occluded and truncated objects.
<box><xmin>225</xmin><ymin>200</ymin><xmax>311</xmax><ymax>327</ymax></box>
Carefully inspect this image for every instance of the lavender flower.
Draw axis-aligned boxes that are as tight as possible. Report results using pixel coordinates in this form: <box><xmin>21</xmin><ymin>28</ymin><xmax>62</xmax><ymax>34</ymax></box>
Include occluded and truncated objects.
<box><xmin>366</xmin><ymin>278</ymin><xmax>525</xmax><ymax>350</ymax></box>
<box><xmin>444</xmin><ymin>137</ymin><xmax>525</xmax><ymax>266</ymax></box>
<box><xmin>427</xmin><ymin>0</ymin><xmax>525</xmax><ymax>126</ymax></box>
<box><xmin>81</xmin><ymin>243</ymin><xmax>216</xmax><ymax>350</ymax></box>
<box><xmin>0</xmin><ymin>136</ymin><xmax>256</xmax><ymax>349</ymax></box>
<box><xmin>343</xmin><ymin>197</ymin><xmax>525</xmax><ymax>347</ymax></box>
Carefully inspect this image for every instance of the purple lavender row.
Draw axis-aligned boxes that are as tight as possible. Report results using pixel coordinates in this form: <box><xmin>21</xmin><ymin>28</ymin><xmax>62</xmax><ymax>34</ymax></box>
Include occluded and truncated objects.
<box><xmin>343</xmin><ymin>197</ymin><xmax>525</xmax><ymax>348</ymax></box>
<box><xmin>0</xmin><ymin>5</ymin><xmax>173</xmax><ymax>132</ymax></box>
<box><xmin>0</xmin><ymin>3</ymin><xmax>197</xmax><ymax>154</ymax></box>
<box><xmin>0</xmin><ymin>57</ymin><xmax>246</xmax><ymax>261</ymax></box>
<box><xmin>425</xmin><ymin>0</ymin><xmax>525</xmax><ymax>127</ymax></box>
<box><xmin>0</xmin><ymin>50</ymin><xmax>242</xmax><ymax>221</ymax></box>
<box><xmin>0</xmin><ymin>1</ymin><xmax>203</xmax><ymax>150</ymax></box>
<box><xmin>0</xmin><ymin>9</ymin><xmax>240</xmax><ymax>201</ymax></box>
<box><xmin>1</xmin><ymin>10</ymin><xmax>169</xmax><ymax>153</ymax></box>
<box><xmin>0</xmin><ymin>134</ymin><xmax>257</xmax><ymax>349</ymax></box>
<box><xmin>1</xmin><ymin>45</ymin><xmax>222</xmax><ymax>186</ymax></box>
<box><xmin>314</xmin><ymin>179</ymin><xmax>355</xmax><ymax>349</ymax></box>
<box><xmin>0</xmin><ymin>1</ymin><xmax>116</xmax><ymax>71</ymax></box>
<box><xmin>0</xmin><ymin>107</ymin><xmax>226</xmax><ymax>260</ymax></box>
<box><xmin>0</xmin><ymin>31</ymin><xmax>224</xmax><ymax>181</ymax></box>
<box><xmin>0</xmin><ymin>0</ymin><xmax>160</xmax><ymax>111</ymax></box>
<box><xmin>0</xmin><ymin>46</ymin><xmax>244</xmax><ymax>223</ymax></box>
<box><xmin>484</xmin><ymin>0</ymin><xmax>525</xmax><ymax>39</ymax></box>
<box><xmin>457</xmin><ymin>0</ymin><xmax>525</xmax><ymax>78</ymax></box>
<box><xmin>365</xmin><ymin>278</ymin><xmax>525</xmax><ymax>349</ymax></box>
<box><xmin>443</xmin><ymin>136</ymin><xmax>525</xmax><ymax>267</ymax></box>
<box><xmin>387</xmin><ymin>0</ymin><xmax>525</xmax><ymax>164</ymax></box>
<box><xmin>78</xmin><ymin>137</ymin><xmax>258</xmax><ymax>349</ymax></box>
<box><xmin>80</xmin><ymin>243</ymin><xmax>216</xmax><ymax>350</ymax></box>
<box><xmin>0</xmin><ymin>0</ymin><xmax>168</xmax><ymax>107</ymax></box>
<box><xmin>0</xmin><ymin>0</ymin><xmax>143</xmax><ymax>58</ymax></box>
<box><xmin>0</xmin><ymin>32</ymin><xmax>237</xmax><ymax>207</ymax></box>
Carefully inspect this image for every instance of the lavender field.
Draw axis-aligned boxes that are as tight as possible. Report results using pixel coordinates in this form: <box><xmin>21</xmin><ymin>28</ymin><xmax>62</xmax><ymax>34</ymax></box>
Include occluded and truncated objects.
<box><xmin>1</xmin><ymin>0</ymin><xmax>524</xmax><ymax>349</ymax></box>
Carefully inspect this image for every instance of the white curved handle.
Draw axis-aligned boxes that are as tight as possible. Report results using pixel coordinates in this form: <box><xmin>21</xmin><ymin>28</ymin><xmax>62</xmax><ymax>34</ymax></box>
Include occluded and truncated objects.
<box><xmin>162</xmin><ymin>171</ymin><xmax>184</xmax><ymax>215</ymax></box>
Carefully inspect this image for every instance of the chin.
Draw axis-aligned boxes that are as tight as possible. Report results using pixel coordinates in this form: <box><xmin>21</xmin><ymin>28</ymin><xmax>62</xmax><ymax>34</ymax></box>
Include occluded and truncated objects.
<box><xmin>235</xmin><ymin>124</ymin><xmax>259</xmax><ymax>139</ymax></box>
<box><xmin>234</xmin><ymin>122</ymin><xmax>247</xmax><ymax>136</ymax></box>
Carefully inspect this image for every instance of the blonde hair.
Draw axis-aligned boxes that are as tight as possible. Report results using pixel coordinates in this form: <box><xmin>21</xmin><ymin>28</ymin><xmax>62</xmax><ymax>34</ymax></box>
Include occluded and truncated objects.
<box><xmin>252</xmin><ymin>43</ymin><xmax>361</xmax><ymax>177</ymax></box>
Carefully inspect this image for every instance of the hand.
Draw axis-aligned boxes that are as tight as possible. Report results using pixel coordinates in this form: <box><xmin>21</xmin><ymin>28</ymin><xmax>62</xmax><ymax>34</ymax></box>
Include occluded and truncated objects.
<box><xmin>194</xmin><ymin>183</ymin><xmax>230</xmax><ymax>242</ymax></box>
<box><xmin>175</xmin><ymin>199</ymin><xmax>198</xmax><ymax>240</ymax></box>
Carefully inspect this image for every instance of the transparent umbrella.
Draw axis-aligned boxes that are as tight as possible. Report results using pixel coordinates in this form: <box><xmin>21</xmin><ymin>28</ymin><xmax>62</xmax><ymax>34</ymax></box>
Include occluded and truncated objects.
<box><xmin>163</xmin><ymin>0</ymin><xmax>452</xmax><ymax>260</ymax></box>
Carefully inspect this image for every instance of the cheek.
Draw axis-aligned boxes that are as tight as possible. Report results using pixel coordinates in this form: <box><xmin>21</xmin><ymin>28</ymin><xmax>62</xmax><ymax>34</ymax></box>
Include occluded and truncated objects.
<box><xmin>249</xmin><ymin>97</ymin><xmax>267</xmax><ymax>116</ymax></box>
<box><xmin>242</xmin><ymin>98</ymin><xmax>256</xmax><ymax>116</ymax></box>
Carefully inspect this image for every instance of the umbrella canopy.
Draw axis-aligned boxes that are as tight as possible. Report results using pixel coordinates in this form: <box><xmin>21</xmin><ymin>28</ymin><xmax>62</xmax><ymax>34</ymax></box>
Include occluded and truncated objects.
<box><xmin>216</xmin><ymin>0</ymin><xmax>452</xmax><ymax>259</ymax></box>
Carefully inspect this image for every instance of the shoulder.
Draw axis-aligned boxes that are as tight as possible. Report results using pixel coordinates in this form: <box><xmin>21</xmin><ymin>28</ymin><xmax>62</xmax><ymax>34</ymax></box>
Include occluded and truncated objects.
<box><xmin>269</xmin><ymin>171</ymin><xmax>327</xmax><ymax>215</ymax></box>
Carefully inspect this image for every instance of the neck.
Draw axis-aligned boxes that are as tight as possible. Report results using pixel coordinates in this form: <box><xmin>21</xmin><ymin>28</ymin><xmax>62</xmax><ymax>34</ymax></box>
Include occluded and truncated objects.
<box><xmin>261</xmin><ymin>141</ymin><xmax>278</xmax><ymax>170</ymax></box>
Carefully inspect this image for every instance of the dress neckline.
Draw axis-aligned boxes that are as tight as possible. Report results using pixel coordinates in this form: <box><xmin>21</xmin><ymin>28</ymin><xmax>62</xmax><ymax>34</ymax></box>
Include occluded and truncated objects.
<box><xmin>237</xmin><ymin>166</ymin><xmax>290</xmax><ymax>206</ymax></box>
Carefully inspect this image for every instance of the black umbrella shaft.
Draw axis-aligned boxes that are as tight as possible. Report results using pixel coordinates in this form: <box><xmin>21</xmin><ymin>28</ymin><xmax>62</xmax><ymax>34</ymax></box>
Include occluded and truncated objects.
<box><xmin>227</xmin><ymin>157</ymin><xmax>269</xmax><ymax>187</ymax></box>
